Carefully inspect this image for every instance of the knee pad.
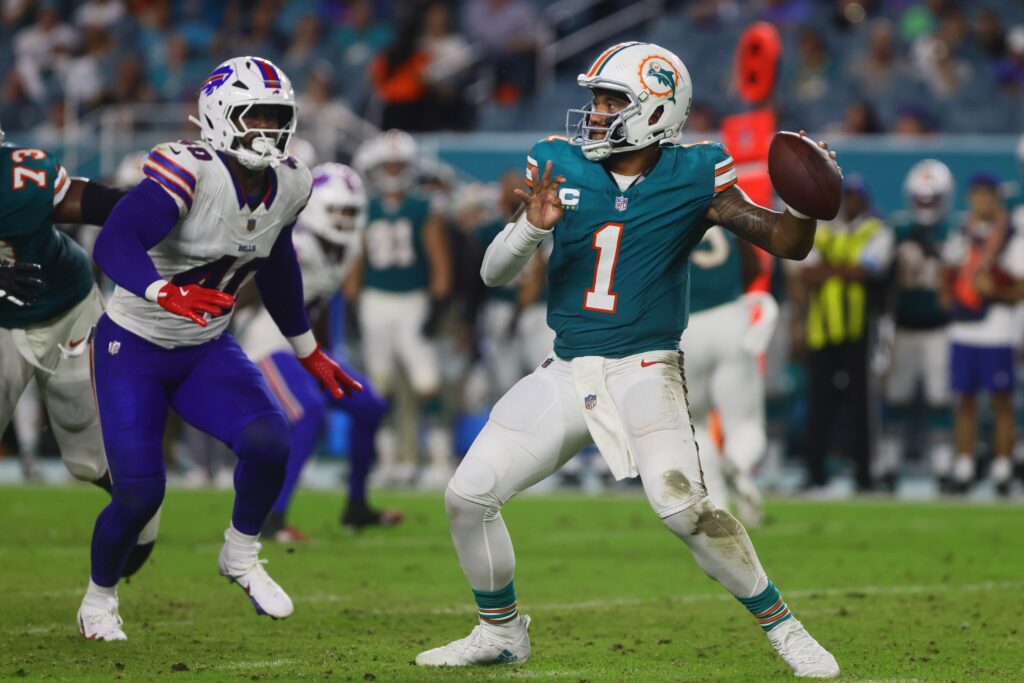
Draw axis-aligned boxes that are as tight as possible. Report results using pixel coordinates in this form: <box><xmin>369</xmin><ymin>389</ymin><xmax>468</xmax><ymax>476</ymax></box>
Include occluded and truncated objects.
<box><xmin>233</xmin><ymin>413</ymin><xmax>291</xmax><ymax>470</ymax></box>
<box><xmin>63</xmin><ymin>452</ymin><xmax>108</xmax><ymax>483</ymax></box>
<box><xmin>445</xmin><ymin>481</ymin><xmax>499</xmax><ymax>524</ymax></box>
<box><xmin>111</xmin><ymin>476</ymin><xmax>166</xmax><ymax>527</ymax></box>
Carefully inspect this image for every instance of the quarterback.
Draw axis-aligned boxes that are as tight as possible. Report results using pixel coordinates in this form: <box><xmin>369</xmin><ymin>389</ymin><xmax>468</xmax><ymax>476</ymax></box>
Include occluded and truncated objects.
<box><xmin>416</xmin><ymin>42</ymin><xmax>840</xmax><ymax>678</ymax></box>
<box><xmin>0</xmin><ymin>122</ymin><xmax>160</xmax><ymax>577</ymax></box>
<box><xmin>77</xmin><ymin>57</ymin><xmax>361</xmax><ymax>640</ymax></box>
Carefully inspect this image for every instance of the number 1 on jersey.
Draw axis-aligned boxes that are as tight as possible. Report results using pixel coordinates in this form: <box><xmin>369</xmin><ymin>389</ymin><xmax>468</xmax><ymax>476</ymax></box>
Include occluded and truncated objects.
<box><xmin>584</xmin><ymin>222</ymin><xmax>622</xmax><ymax>313</ymax></box>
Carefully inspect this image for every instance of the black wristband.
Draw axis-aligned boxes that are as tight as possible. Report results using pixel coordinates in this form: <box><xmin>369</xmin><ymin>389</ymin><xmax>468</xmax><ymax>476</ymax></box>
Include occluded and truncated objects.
<box><xmin>80</xmin><ymin>180</ymin><xmax>127</xmax><ymax>226</ymax></box>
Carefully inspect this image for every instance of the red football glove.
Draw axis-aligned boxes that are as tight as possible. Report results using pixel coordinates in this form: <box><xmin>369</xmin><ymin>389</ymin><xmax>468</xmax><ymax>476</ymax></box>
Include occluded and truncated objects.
<box><xmin>299</xmin><ymin>346</ymin><xmax>364</xmax><ymax>399</ymax></box>
<box><xmin>156</xmin><ymin>282</ymin><xmax>235</xmax><ymax>327</ymax></box>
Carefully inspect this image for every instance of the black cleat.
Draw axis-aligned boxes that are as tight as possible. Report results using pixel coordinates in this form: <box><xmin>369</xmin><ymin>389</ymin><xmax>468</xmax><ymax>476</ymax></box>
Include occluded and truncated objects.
<box><xmin>341</xmin><ymin>500</ymin><xmax>403</xmax><ymax>532</ymax></box>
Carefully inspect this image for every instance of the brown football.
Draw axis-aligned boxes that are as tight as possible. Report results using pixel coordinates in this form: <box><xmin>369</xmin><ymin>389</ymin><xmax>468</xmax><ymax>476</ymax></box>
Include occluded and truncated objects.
<box><xmin>767</xmin><ymin>131</ymin><xmax>843</xmax><ymax>220</ymax></box>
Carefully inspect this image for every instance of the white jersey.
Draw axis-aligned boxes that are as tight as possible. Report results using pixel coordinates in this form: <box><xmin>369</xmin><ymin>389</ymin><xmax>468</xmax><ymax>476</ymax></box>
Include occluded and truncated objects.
<box><xmin>105</xmin><ymin>140</ymin><xmax>311</xmax><ymax>348</ymax></box>
<box><xmin>239</xmin><ymin>222</ymin><xmax>361</xmax><ymax>361</ymax></box>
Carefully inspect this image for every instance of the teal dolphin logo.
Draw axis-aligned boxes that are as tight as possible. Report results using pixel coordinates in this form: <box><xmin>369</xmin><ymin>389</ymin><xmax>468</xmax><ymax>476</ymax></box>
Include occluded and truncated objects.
<box><xmin>645</xmin><ymin>61</ymin><xmax>677</xmax><ymax>103</ymax></box>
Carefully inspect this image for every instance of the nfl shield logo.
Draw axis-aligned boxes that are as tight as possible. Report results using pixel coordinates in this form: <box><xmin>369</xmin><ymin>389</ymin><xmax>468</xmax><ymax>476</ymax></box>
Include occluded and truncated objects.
<box><xmin>247</xmin><ymin>219</ymin><xmax>257</xmax><ymax>232</ymax></box>
<box><xmin>584</xmin><ymin>394</ymin><xmax>597</xmax><ymax>410</ymax></box>
<box><xmin>108</xmin><ymin>340</ymin><xmax>121</xmax><ymax>355</ymax></box>
<box><xmin>615</xmin><ymin>196</ymin><xmax>628</xmax><ymax>211</ymax></box>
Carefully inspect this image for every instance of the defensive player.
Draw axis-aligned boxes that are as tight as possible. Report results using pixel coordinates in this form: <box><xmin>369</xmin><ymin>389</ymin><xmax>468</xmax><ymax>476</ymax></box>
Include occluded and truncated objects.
<box><xmin>349</xmin><ymin>130</ymin><xmax>454</xmax><ymax>489</ymax></box>
<box><xmin>239</xmin><ymin>162</ymin><xmax>399</xmax><ymax>537</ymax></box>
<box><xmin>681</xmin><ymin>226</ymin><xmax>776</xmax><ymax>525</ymax></box>
<box><xmin>77</xmin><ymin>57</ymin><xmax>362</xmax><ymax>640</ymax></box>
<box><xmin>416</xmin><ymin>42</ymin><xmax>840</xmax><ymax>678</ymax></box>
<box><xmin>878</xmin><ymin>160</ymin><xmax>954</xmax><ymax>490</ymax></box>
<box><xmin>0</xmin><ymin>122</ymin><xmax>160</xmax><ymax>577</ymax></box>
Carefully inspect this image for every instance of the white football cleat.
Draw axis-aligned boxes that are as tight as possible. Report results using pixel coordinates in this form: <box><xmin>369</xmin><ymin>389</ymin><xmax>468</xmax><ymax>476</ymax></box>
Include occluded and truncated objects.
<box><xmin>415</xmin><ymin>615</ymin><xmax>531</xmax><ymax>666</ymax></box>
<box><xmin>767</xmin><ymin>618</ymin><xmax>839</xmax><ymax>678</ymax></box>
<box><xmin>77</xmin><ymin>594</ymin><xmax>127</xmax><ymax>641</ymax></box>
<box><xmin>218</xmin><ymin>535</ymin><xmax>293</xmax><ymax>619</ymax></box>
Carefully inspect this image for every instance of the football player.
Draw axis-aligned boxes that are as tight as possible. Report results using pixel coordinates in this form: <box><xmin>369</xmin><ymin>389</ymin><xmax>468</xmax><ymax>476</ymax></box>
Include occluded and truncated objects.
<box><xmin>415</xmin><ymin>42</ymin><xmax>839</xmax><ymax>678</ymax></box>
<box><xmin>239</xmin><ymin>162</ymin><xmax>400</xmax><ymax>537</ymax></box>
<box><xmin>349</xmin><ymin>130</ymin><xmax>454</xmax><ymax>488</ymax></box>
<box><xmin>681</xmin><ymin>226</ymin><xmax>776</xmax><ymax>525</ymax></box>
<box><xmin>77</xmin><ymin>57</ymin><xmax>362</xmax><ymax>640</ymax></box>
<box><xmin>878</xmin><ymin>160</ymin><xmax>954</xmax><ymax>490</ymax></box>
<box><xmin>0</xmin><ymin>122</ymin><xmax>160</xmax><ymax>577</ymax></box>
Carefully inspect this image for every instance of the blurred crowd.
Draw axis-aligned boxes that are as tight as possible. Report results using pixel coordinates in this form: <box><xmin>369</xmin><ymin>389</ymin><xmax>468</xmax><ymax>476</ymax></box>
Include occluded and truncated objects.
<box><xmin>5</xmin><ymin>0</ymin><xmax>1024</xmax><ymax>139</ymax></box>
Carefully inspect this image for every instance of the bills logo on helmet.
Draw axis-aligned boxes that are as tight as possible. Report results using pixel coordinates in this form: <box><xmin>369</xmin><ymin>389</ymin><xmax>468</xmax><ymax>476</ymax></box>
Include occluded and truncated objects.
<box><xmin>640</xmin><ymin>56</ymin><xmax>678</xmax><ymax>103</ymax></box>
<box><xmin>201</xmin><ymin>65</ymin><xmax>233</xmax><ymax>96</ymax></box>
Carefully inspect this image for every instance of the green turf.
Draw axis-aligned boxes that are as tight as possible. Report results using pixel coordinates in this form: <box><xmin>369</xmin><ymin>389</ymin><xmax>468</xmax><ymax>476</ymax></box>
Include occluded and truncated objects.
<box><xmin>1</xmin><ymin>485</ymin><xmax>1022</xmax><ymax>682</ymax></box>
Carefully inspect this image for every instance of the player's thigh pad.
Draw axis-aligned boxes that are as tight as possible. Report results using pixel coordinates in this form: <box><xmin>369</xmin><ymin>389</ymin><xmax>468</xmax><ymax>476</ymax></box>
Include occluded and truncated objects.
<box><xmin>358</xmin><ymin>289</ymin><xmax>400</xmax><ymax>393</ymax></box>
<box><xmin>450</xmin><ymin>361</ymin><xmax>590</xmax><ymax>507</ymax></box>
<box><xmin>0</xmin><ymin>329</ymin><xmax>34</xmax><ymax>432</ymax></box>
<box><xmin>921</xmin><ymin>329</ymin><xmax>951</xmax><ymax>406</ymax></box>
<box><xmin>609</xmin><ymin>354</ymin><xmax>706</xmax><ymax>517</ymax></box>
<box><xmin>885</xmin><ymin>330</ymin><xmax>923</xmax><ymax>404</ymax></box>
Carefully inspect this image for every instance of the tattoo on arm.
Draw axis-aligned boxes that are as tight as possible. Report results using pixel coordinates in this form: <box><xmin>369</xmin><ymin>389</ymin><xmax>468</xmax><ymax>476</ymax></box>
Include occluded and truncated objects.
<box><xmin>709</xmin><ymin>187</ymin><xmax>777</xmax><ymax>253</ymax></box>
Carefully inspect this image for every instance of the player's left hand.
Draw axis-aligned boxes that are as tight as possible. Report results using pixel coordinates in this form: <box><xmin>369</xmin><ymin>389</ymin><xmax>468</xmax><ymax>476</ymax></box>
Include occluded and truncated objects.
<box><xmin>299</xmin><ymin>346</ymin><xmax>364</xmax><ymax>399</ymax></box>
<box><xmin>0</xmin><ymin>260</ymin><xmax>45</xmax><ymax>307</ymax></box>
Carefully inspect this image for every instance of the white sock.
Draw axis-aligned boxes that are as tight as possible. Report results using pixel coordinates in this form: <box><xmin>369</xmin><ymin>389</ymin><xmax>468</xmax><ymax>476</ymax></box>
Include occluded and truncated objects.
<box><xmin>87</xmin><ymin>579</ymin><xmax>117</xmax><ymax>600</ymax></box>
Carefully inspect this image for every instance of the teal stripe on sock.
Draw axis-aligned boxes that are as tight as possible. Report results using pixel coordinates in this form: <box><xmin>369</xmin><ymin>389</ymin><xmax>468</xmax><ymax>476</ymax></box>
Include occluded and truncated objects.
<box><xmin>737</xmin><ymin>579</ymin><xmax>792</xmax><ymax>632</ymax></box>
<box><xmin>473</xmin><ymin>581</ymin><xmax>516</xmax><ymax>610</ymax></box>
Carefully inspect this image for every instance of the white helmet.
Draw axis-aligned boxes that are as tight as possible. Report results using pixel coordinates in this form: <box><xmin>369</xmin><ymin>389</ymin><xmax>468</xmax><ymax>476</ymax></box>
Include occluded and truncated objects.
<box><xmin>301</xmin><ymin>163</ymin><xmax>368</xmax><ymax>247</ymax></box>
<box><xmin>903</xmin><ymin>159</ymin><xmax>953</xmax><ymax>226</ymax></box>
<box><xmin>354</xmin><ymin>129</ymin><xmax>418</xmax><ymax>195</ymax></box>
<box><xmin>567</xmin><ymin>42</ymin><xmax>693</xmax><ymax>161</ymax></box>
<box><xmin>188</xmin><ymin>56</ymin><xmax>297</xmax><ymax>170</ymax></box>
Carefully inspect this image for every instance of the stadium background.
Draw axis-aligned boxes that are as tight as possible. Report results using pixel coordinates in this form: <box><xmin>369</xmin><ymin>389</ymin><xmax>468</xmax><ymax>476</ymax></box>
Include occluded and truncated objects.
<box><xmin>4</xmin><ymin>1</ymin><xmax>1024</xmax><ymax>681</ymax></box>
<box><xmin>4</xmin><ymin>0</ymin><xmax>1024</xmax><ymax>496</ymax></box>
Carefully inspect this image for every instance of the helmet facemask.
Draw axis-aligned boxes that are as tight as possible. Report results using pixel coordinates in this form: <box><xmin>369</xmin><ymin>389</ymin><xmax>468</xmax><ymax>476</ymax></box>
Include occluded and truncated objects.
<box><xmin>225</xmin><ymin>102</ymin><xmax>296</xmax><ymax>170</ymax></box>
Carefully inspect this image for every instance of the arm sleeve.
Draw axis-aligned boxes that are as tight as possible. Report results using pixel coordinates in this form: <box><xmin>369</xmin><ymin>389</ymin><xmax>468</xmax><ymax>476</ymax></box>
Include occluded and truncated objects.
<box><xmin>255</xmin><ymin>223</ymin><xmax>312</xmax><ymax>338</ymax></box>
<box><xmin>92</xmin><ymin>179</ymin><xmax>179</xmax><ymax>298</ymax></box>
<box><xmin>480</xmin><ymin>214</ymin><xmax>549</xmax><ymax>287</ymax></box>
<box><xmin>79</xmin><ymin>180</ymin><xmax>127</xmax><ymax>226</ymax></box>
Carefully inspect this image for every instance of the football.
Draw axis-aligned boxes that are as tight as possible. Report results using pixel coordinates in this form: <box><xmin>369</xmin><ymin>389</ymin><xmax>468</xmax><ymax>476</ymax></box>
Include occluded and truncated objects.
<box><xmin>768</xmin><ymin>131</ymin><xmax>843</xmax><ymax>220</ymax></box>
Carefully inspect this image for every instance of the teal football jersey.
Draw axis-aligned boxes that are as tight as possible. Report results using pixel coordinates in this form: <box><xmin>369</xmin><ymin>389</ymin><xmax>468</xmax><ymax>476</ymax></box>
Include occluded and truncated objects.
<box><xmin>362</xmin><ymin>194</ymin><xmax>431</xmax><ymax>292</ymax></box>
<box><xmin>528</xmin><ymin>137</ymin><xmax>734</xmax><ymax>359</ymax></box>
<box><xmin>892</xmin><ymin>217</ymin><xmax>951</xmax><ymax>330</ymax></box>
<box><xmin>688</xmin><ymin>225</ymin><xmax>743</xmax><ymax>314</ymax></box>
<box><xmin>0</xmin><ymin>143</ymin><xmax>94</xmax><ymax>328</ymax></box>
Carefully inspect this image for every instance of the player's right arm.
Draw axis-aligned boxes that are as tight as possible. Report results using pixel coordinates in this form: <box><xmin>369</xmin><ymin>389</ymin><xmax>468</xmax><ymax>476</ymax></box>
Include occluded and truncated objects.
<box><xmin>480</xmin><ymin>157</ymin><xmax>565</xmax><ymax>287</ymax></box>
<box><xmin>93</xmin><ymin>143</ymin><xmax>233</xmax><ymax>326</ymax></box>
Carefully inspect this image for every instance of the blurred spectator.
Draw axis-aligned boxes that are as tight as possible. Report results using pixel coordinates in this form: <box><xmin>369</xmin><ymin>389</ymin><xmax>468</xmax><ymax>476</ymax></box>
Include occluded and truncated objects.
<box><xmin>150</xmin><ymin>34</ymin><xmax>205</xmax><ymax>103</ymax></box>
<box><xmin>827</xmin><ymin>101</ymin><xmax>883</xmax><ymax>134</ymax></box>
<box><xmin>63</xmin><ymin>26</ymin><xmax>118</xmax><ymax>110</ymax></box>
<box><xmin>759</xmin><ymin>0</ymin><xmax>813</xmax><ymax>26</ymax></box>
<box><xmin>30</xmin><ymin>101</ymin><xmax>67</xmax><ymax>150</ymax></box>
<box><xmin>686</xmin><ymin>102</ymin><xmax>719</xmax><ymax>134</ymax></box>
<box><xmin>75</xmin><ymin>0</ymin><xmax>125</xmax><ymax>30</ymax></box>
<box><xmin>847</xmin><ymin>19</ymin><xmax>911</xmax><ymax>101</ymax></box>
<box><xmin>892</xmin><ymin>104</ymin><xmax>935</xmax><ymax>135</ymax></box>
<box><xmin>974</xmin><ymin>9</ymin><xmax>1007</xmax><ymax>61</ymax></box>
<box><xmin>832</xmin><ymin>0</ymin><xmax>875</xmax><ymax>32</ymax></box>
<box><xmin>234</xmin><ymin>0</ymin><xmax>288</xmax><ymax>63</ymax></box>
<box><xmin>111</xmin><ymin>54</ymin><xmax>155</xmax><ymax>105</ymax></box>
<box><xmin>790</xmin><ymin>29</ymin><xmax>834</xmax><ymax>103</ymax></box>
<box><xmin>940</xmin><ymin>173</ymin><xmax>1024</xmax><ymax>496</ymax></box>
<box><xmin>421</xmin><ymin>1</ymin><xmax>475</xmax><ymax>130</ymax></box>
<box><xmin>12</xmin><ymin>4</ymin><xmax>77</xmax><ymax>104</ymax></box>
<box><xmin>794</xmin><ymin>175</ymin><xmax>894</xmax><ymax>491</ymax></box>
<box><xmin>464</xmin><ymin>0</ymin><xmax>539</xmax><ymax>104</ymax></box>
<box><xmin>368</xmin><ymin>14</ymin><xmax>431</xmax><ymax>130</ymax></box>
<box><xmin>994</xmin><ymin>25</ymin><xmax>1024</xmax><ymax>93</ymax></box>
<box><xmin>334</xmin><ymin>0</ymin><xmax>394</xmax><ymax>74</ymax></box>
<box><xmin>911</xmin><ymin>9</ymin><xmax>972</xmax><ymax>99</ymax></box>
<box><xmin>281</xmin><ymin>14</ymin><xmax>334</xmax><ymax>90</ymax></box>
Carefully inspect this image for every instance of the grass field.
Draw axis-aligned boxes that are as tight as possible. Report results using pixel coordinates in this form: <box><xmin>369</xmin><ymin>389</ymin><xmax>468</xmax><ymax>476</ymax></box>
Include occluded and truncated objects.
<box><xmin>1</xmin><ymin>486</ymin><xmax>1023</xmax><ymax>682</ymax></box>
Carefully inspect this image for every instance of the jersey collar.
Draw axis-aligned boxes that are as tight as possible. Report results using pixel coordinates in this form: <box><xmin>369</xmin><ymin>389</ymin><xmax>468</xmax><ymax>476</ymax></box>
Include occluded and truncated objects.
<box><xmin>217</xmin><ymin>151</ymin><xmax>278</xmax><ymax>211</ymax></box>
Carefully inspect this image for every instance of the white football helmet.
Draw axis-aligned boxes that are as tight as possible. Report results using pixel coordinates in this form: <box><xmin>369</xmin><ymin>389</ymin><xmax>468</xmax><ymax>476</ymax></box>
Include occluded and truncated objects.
<box><xmin>903</xmin><ymin>159</ymin><xmax>953</xmax><ymax>226</ymax></box>
<box><xmin>301</xmin><ymin>163</ymin><xmax>368</xmax><ymax>247</ymax></box>
<box><xmin>567</xmin><ymin>42</ymin><xmax>693</xmax><ymax>161</ymax></box>
<box><xmin>354</xmin><ymin>129</ymin><xmax>418</xmax><ymax>195</ymax></box>
<box><xmin>189</xmin><ymin>56</ymin><xmax>297</xmax><ymax>170</ymax></box>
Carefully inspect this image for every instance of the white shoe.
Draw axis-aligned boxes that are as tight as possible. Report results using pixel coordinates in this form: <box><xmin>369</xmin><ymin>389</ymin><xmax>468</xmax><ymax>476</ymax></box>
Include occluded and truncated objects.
<box><xmin>415</xmin><ymin>615</ymin><xmax>531</xmax><ymax>666</ymax></box>
<box><xmin>218</xmin><ymin>534</ymin><xmax>293</xmax><ymax>619</ymax></box>
<box><xmin>78</xmin><ymin>594</ymin><xmax>127</xmax><ymax>641</ymax></box>
<box><xmin>767</xmin><ymin>618</ymin><xmax>839</xmax><ymax>678</ymax></box>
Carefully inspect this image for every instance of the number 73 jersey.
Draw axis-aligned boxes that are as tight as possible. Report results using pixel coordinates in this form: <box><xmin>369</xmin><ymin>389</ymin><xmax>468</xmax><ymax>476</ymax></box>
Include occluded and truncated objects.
<box><xmin>105</xmin><ymin>140</ymin><xmax>311</xmax><ymax>348</ymax></box>
<box><xmin>528</xmin><ymin>137</ymin><xmax>736</xmax><ymax>359</ymax></box>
